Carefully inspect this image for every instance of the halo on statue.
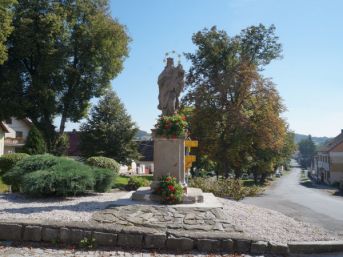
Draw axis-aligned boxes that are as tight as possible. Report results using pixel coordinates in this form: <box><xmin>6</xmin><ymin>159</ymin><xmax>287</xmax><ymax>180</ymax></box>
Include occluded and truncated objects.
<box><xmin>163</xmin><ymin>50</ymin><xmax>182</xmax><ymax>65</ymax></box>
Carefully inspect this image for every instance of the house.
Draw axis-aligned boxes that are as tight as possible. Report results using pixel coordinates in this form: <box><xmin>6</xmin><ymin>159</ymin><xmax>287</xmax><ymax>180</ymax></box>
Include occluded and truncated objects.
<box><xmin>314</xmin><ymin>129</ymin><xmax>343</xmax><ymax>184</ymax></box>
<box><xmin>0</xmin><ymin>122</ymin><xmax>10</xmax><ymax>156</ymax></box>
<box><xmin>66</xmin><ymin>130</ymin><xmax>81</xmax><ymax>156</ymax></box>
<box><xmin>2</xmin><ymin>117</ymin><xmax>32</xmax><ymax>154</ymax></box>
<box><xmin>136</xmin><ymin>140</ymin><xmax>154</xmax><ymax>174</ymax></box>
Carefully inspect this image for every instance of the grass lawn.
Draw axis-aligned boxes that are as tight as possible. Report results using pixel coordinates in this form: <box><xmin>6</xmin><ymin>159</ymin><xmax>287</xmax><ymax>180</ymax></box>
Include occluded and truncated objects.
<box><xmin>112</xmin><ymin>175</ymin><xmax>153</xmax><ymax>189</ymax></box>
<box><xmin>0</xmin><ymin>177</ymin><xmax>9</xmax><ymax>193</ymax></box>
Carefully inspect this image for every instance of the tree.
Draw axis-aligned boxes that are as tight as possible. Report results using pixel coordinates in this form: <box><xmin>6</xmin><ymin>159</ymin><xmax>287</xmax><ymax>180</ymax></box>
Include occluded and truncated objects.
<box><xmin>79</xmin><ymin>90</ymin><xmax>139</xmax><ymax>164</ymax></box>
<box><xmin>0</xmin><ymin>0</ymin><xmax>130</xmax><ymax>150</ymax></box>
<box><xmin>248</xmin><ymin>79</ymin><xmax>287</xmax><ymax>183</ymax></box>
<box><xmin>50</xmin><ymin>133</ymin><xmax>69</xmax><ymax>156</ymax></box>
<box><xmin>0</xmin><ymin>0</ymin><xmax>15</xmax><ymax>64</ymax></box>
<box><xmin>298</xmin><ymin>135</ymin><xmax>316</xmax><ymax>168</ymax></box>
<box><xmin>183</xmin><ymin>25</ymin><xmax>283</xmax><ymax>178</ymax></box>
<box><xmin>22</xmin><ymin>125</ymin><xmax>46</xmax><ymax>154</ymax></box>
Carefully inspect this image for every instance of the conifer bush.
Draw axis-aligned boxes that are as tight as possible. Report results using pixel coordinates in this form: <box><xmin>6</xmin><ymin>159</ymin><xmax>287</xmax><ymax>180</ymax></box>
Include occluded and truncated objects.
<box><xmin>2</xmin><ymin>154</ymin><xmax>58</xmax><ymax>188</ymax></box>
<box><xmin>92</xmin><ymin>168</ymin><xmax>115</xmax><ymax>193</ymax></box>
<box><xmin>3</xmin><ymin>154</ymin><xmax>115</xmax><ymax>196</ymax></box>
<box><xmin>0</xmin><ymin>153</ymin><xmax>30</xmax><ymax>175</ymax></box>
<box><xmin>22</xmin><ymin>125</ymin><xmax>46</xmax><ymax>154</ymax></box>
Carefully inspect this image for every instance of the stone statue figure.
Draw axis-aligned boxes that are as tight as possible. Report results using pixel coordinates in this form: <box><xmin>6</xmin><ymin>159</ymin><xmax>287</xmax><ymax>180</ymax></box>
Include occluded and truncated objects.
<box><xmin>158</xmin><ymin>57</ymin><xmax>185</xmax><ymax>116</ymax></box>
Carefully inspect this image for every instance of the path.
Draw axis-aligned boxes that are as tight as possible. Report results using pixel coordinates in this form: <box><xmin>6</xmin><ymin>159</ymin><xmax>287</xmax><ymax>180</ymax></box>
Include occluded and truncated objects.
<box><xmin>242</xmin><ymin>161</ymin><xmax>343</xmax><ymax>235</ymax></box>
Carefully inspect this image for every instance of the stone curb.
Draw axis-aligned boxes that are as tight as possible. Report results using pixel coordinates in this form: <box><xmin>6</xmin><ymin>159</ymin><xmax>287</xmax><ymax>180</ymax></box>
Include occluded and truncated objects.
<box><xmin>0</xmin><ymin>221</ymin><xmax>342</xmax><ymax>255</ymax></box>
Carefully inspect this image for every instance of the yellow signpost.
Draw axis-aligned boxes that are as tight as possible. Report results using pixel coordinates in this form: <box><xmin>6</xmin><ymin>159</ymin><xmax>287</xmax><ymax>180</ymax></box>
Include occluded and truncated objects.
<box><xmin>185</xmin><ymin>140</ymin><xmax>198</xmax><ymax>171</ymax></box>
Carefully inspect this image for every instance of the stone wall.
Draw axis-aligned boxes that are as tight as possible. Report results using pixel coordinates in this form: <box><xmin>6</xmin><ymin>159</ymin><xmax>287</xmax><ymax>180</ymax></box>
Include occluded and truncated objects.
<box><xmin>0</xmin><ymin>220</ymin><xmax>342</xmax><ymax>255</ymax></box>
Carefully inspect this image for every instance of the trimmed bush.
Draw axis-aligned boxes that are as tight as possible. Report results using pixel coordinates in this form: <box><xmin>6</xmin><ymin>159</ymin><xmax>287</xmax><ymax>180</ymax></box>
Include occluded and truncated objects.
<box><xmin>125</xmin><ymin>176</ymin><xmax>150</xmax><ymax>191</ymax></box>
<box><xmin>2</xmin><ymin>154</ymin><xmax>59</xmax><ymax>189</ymax></box>
<box><xmin>86</xmin><ymin>156</ymin><xmax>120</xmax><ymax>173</ymax></box>
<box><xmin>0</xmin><ymin>153</ymin><xmax>30</xmax><ymax>175</ymax></box>
<box><xmin>92</xmin><ymin>168</ymin><xmax>116</xmax><ymax>192</ymax></box>
<box><xmin>21</xmin><ymin>158</ymin><xmax>94</xmax><ymax>196</ymax></box>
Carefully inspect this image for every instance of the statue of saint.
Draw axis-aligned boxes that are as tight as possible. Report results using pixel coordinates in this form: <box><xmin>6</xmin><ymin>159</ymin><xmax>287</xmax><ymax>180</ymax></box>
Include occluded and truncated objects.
<box><xmin>157</xmin><ymin>58</ymin><xmax>184</xmax><ymax>116</ymax></box>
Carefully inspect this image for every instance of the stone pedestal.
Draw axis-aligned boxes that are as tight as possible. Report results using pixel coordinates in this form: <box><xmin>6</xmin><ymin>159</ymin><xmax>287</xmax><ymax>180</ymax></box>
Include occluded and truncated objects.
<box><xmin>151</xmin><ymin>137</ymin><xmax>186</xmax><ymax>189</ymax></box>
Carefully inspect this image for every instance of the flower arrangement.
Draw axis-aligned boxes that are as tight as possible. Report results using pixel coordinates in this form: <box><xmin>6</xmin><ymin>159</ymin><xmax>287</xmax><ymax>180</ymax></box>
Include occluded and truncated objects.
<box><xmin>155</xmin><ymin>113</ymin><xmax>188</xmax><ymax>138</ymax></box>
<box><xmin>155</xmin><ymin>176</ymin><xmax>184</xmax><ymax>204</ymax></box>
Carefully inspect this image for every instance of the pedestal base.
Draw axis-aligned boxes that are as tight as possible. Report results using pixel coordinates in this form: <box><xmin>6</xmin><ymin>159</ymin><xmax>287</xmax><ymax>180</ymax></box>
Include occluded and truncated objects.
<box><xmin>131</xmin><ymin>187</ymin><xmax>204</xmax><ymax>204</ymax></box>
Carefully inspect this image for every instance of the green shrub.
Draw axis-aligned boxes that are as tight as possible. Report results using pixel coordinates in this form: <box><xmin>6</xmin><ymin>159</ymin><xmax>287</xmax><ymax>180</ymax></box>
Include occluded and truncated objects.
<box><xmin>125</xmin><ymin>176</ymin><xmax>150</xmax><ymax>191</ymax></box>
<box><xmin>92</xmin><ymin>168</ymin><xmax>115</xmax><ymax>192</ymax></box>
<box><xmin>22</xmin><ymin>125</ymin><xmax>46</xmax><ymax>154</ymax></box>
<box><xmin>189</xmin><ymin>177</ymin><xmax>261</xmax><ymax>200</ymax></box>
<box><xmin>21</xmin><ymin>170</ymin><xmax>54</xmax><ymax>196</ymax></box>
<box><xmin>51</xmin><ymin>133</ymin><xmax>69</xmax><ymax>156</ymax></box>
<box><xmin>155</xmin><ymin>176</ymin><xmax>184</xmax><ymax>204</ymax></box>
<box><xmin>0</xmin><ymin>153</ymin><xmax>30</xmax><ymax>175</ymax></box>
<box><xmin>21</xmin><ymin>159</ymin><xmax>94</xmax><ymax>196</ymax></box>
<box><xmin>2</xmin><ymin>154</ymin><xmax>59</xmax><ymax>188</ymax></box>
<box><xmin>86</xmin><ymin>156</ymin><xmax>120</xmax><ymax>173</ymax></box>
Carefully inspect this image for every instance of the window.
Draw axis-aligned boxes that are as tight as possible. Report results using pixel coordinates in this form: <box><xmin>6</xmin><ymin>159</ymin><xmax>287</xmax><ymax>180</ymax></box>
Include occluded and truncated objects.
<box><xmin>5</xmin><ymin>118</ymin><xmax>12</xmax><ymax>124</ymax></box>
<box><xmin>16</xmin><ymin>131</ymin><xmax>23</xmax><ymax>138</ymax></box>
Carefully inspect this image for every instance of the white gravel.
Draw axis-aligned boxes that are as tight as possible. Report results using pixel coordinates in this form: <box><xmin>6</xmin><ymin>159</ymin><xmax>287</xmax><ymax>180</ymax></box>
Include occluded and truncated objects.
<box><xmin>0</xmin><ymin>191</ymin><xmax>129</xmax><ymax>222</ymax></box>
<box><xmin>220</xmin><ymin>198</ymin><xmax>340</xmax><ymax>244</ymax></box>
<box><xmin>0</xmin><ymin>192</ymin><xmax>339</xmax><ymax>244</ymax></box>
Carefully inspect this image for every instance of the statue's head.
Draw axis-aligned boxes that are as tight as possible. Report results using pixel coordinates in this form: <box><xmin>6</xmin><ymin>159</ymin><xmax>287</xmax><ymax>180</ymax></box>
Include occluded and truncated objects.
<box><xmin>166</xmin><ymin>57</ymin><xmax>174</xmax><ymax>67</ymax></box>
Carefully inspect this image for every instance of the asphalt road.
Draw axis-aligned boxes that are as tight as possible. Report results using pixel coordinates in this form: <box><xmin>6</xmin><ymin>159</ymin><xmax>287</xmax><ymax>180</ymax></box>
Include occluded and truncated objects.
<box><xmin>242</xmin><ymin>161</ymin><xmax>343</xmax><ymax>235</ymax></box>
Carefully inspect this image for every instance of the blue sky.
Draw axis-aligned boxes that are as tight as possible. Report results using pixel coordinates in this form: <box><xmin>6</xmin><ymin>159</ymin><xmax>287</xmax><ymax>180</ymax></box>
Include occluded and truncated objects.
<box><xmin>64</xmin><ymin>0</ymin><xmax>343</xmax><ymax>137</ymax></box>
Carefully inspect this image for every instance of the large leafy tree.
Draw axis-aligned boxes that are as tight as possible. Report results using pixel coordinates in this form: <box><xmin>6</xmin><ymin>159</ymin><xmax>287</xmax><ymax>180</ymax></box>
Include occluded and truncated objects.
<box><xmin>183</xmin><ymin>24</ymin><xmax>285</xmax><ymax>178</ymax></box>
<box><xmin>248</xmin><ymin>79</ymin><xmax>287</xmax><ymax>182</ymax></box>
<box><xmin>0</xmin><ymin>0</ymin><xmax>129</xmax><ymax>150</ymax></box>
<box><xmin>0</xmin><ymin>0</ymin><xmax>15</xmax><ymax>64</ymax></box>
<box><xmin>79</xmin><ymin>90</ymin><xmax>139</xmax><ymax>164</ymax></box>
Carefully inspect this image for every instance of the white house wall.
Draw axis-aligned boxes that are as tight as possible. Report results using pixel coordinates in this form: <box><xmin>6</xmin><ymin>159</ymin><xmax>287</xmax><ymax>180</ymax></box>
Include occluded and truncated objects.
<box><xmin>4</xmin><ymin>118</ymin><xmax>30</xmax><ymax>139</ymax></box>
<box><xmin>0</xmin><ymin>131</ymin><xmax>4</xmax><ymax>156</ymax></box>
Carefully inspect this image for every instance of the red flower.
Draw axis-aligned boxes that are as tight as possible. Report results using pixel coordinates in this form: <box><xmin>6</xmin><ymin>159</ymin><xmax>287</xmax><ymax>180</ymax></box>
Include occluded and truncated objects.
<box><xmin>168</xmin><ymin>185</ymin><xmax>175</xmax><ymax>192</ymax></box>
<box><xmin>165</xmin><ymin>177</ymin><xmax>171</xmax><ymax>182</ymax></box>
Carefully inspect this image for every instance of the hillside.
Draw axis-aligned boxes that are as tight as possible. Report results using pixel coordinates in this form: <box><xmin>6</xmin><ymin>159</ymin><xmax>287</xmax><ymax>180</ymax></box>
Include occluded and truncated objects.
<box><xmin>294</xmin><ymin>133</ymin><xmax>331</xmax><ymax>146</ymax></box>
<box><xmin>135</xmin><ymin>129</ymin><xmax>151</xmax><ymax>140</ymax></box>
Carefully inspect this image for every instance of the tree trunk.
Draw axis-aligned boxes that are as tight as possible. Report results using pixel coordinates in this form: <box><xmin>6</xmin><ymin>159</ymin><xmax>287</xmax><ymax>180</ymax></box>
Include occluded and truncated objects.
<box><xmin>59</xmin><ymin>112</ymin><xmax>67</xmax><ymax>134</ymax></box>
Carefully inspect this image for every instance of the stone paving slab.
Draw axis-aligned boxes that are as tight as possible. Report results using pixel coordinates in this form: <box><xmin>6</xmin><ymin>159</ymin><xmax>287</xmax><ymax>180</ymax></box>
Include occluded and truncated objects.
<box><xmin>92</xmin><ymin>204</ymin><xmax>242</xmax><ymax>234</ymax></box>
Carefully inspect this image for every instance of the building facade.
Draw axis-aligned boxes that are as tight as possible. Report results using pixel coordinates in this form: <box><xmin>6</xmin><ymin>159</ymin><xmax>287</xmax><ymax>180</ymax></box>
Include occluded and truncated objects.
<box><xmin>0</xmin><ymin>122</ymin><xmax>10</xmax><ymax>156</ymax></box>
<box><xmin>314</xmin><ymin>130</ymin><xmax>343</xmax><ymax>184</ymax></box>
<box><xmin>3</xmin><ymin>118</ymin><xmax>32</xmax><ymax>154</ymax></box>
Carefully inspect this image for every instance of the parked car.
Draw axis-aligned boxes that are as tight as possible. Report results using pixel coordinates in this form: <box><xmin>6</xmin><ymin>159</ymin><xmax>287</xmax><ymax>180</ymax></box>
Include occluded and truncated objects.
<box><xmin>275</xmin><ymin>172</ymin><xmax>281</xmax><ymax>178</ymax></box>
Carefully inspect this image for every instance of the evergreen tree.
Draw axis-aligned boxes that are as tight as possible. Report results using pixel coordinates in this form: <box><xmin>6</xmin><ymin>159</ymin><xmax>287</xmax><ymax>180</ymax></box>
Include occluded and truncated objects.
<box><xmin>22</xmin><ymin>125</ymin><xmax>46</xmax><ymax>154</ymax></box>
<box><xmin>80</xmin><ymin>90</ymin><xmax>139</xmax><ymax>164</ymax></box>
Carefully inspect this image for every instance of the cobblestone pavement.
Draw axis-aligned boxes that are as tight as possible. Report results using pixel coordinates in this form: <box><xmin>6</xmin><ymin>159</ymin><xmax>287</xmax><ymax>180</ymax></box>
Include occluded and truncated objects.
<box><xmin>0</xmin><ymin>242</ymin><xmax>250</xmax><ymax>257</ymax></box>
<box><xmin>92</xmin><ymin>205</ymin><xmax>242</xmax><ymax>234</ymax></box>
